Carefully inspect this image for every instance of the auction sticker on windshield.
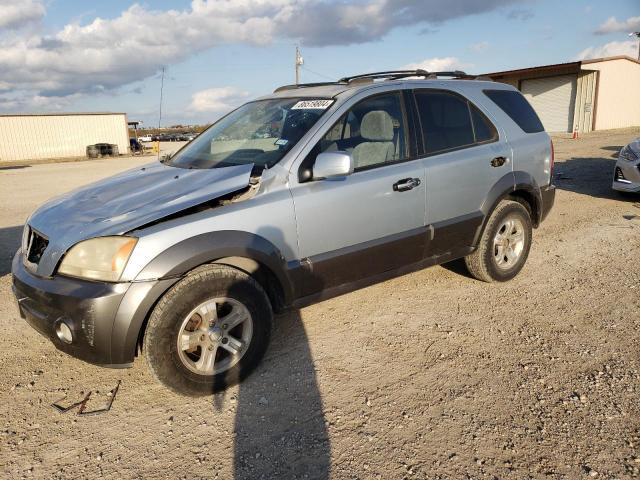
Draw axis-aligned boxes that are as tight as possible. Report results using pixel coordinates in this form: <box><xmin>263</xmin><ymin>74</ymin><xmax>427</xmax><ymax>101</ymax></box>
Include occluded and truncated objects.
<box><xmin>291</xmin><ymin>99</ymin><xmax>334</xmax><ymax>110</ymax></box>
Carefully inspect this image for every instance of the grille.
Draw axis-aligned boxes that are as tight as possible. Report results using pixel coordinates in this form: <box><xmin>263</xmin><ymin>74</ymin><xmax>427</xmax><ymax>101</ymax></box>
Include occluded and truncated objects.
<box><xmin>26</xmin><ymin>228</ymin><xmax>48</xmax><ymax>265</ymax></box>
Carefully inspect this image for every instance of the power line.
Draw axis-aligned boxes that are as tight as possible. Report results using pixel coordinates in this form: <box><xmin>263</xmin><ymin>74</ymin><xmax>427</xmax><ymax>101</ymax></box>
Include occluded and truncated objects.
<box><xmin>300</xmin><ymin>65</ymin><xmax>335</xmax><ymax>81</ymax></box>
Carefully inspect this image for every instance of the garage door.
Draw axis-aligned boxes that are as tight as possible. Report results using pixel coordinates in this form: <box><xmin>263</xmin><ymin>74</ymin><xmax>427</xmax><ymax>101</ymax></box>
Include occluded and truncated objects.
<box><xmin>521</xmin><ymin>75</ymin><xmax>577</xmax><ymax>133</ymax></box>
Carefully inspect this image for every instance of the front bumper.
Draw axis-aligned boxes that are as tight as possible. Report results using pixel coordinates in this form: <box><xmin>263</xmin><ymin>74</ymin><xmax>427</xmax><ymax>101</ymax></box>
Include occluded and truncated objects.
<box><xmin>11</xmin><ymin>251</ymin><xmax>177</xmax><ymax>367</ymax></box>
<box><xmin>612</xmin><ymin>158</ymin><xmax>640</xmax><ymax>193</ymax></box>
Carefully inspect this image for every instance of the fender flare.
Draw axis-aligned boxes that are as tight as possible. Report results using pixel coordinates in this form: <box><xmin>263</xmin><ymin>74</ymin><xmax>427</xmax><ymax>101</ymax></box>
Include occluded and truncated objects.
<box><xmin>474</xmin><ymin>171</ymin><xmax>542</xmax><ymax>246</ymax></box>
<box><xmin>111</xmin><ymin>231</ymin><xmax>295</xmax><ymax>364</ymax></box>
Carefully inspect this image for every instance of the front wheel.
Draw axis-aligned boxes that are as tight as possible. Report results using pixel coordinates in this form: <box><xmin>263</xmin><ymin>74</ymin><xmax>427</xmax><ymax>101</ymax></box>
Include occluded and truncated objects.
<box><xmin>143</xmin><ymin>264</ymin><xmax>272</xmax><ymax>396</ymax></box>
<box><xmin>464</xmin><ymin>199</ymin><xmax>532</xmax><ymax>282</ymax></box>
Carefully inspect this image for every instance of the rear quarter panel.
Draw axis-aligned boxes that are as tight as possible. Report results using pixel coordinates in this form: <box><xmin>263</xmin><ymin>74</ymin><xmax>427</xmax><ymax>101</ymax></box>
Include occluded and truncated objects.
<box><xmin>462</xmin><ymin>84</ymin><xmax>552</xmax><ymax>188</ymax></box>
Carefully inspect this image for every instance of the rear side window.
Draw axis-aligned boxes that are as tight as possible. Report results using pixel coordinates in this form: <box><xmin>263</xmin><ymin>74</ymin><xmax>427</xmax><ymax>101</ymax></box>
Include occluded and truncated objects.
<box><xmin>414</xmin><ymin>90</ymin><xmax>497</xmax><ymax>154</ymax></box>
<box><xmin>484</xmin><ymin>89</ymin><xmax>544</xmax><ymax>133</ymax></box>
<box><xmin>470</xmin><ymin>104</ymin><xmax>498</xmax><ymax>142</ymax></box>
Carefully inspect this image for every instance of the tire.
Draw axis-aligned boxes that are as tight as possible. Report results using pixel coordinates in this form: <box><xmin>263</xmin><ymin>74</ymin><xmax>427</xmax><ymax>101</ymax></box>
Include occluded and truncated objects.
<box><xmin>86</xmin><ymin>145</ymin><xmax>99</xmax><ymax>158</ymax></box>
<box><xmin>143</xmin><ymin>264</ymin><xmax>272</xmax><ymax>396</ymax></box>
<box><xmin>464</xmin><ymin>199</ymin><xmax>532</xmax><ymax>283</ymax></box>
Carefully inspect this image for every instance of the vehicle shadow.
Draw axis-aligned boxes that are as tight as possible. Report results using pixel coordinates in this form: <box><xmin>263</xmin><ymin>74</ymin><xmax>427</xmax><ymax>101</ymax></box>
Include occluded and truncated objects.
<box><xmin>229</xmin><ymin>309</ymin><xmax>330</xmax><ymax>479</ymax></box>
<box><xmin>0</xmin><ymin>225</ymin><xmax>23</xmax><ymax>276</ymax></box>
<box><xmin>211</xmin><ymin>226</ymin><xmax>331</xmax><ymax>479</ymax></box>
<box><xmin>0</xmin><ymin>165</ymin><xmax>30</xmax><ymax>171</ymax></box>
<box><xmin>440</xmin><ymin>258</ymin><xmax>474</xmax><ymax>280</ymax></box>
<box><xmin>554</xmin><ymin>156</ymin><xmax>636</xmax><ymax>201</ymax></box>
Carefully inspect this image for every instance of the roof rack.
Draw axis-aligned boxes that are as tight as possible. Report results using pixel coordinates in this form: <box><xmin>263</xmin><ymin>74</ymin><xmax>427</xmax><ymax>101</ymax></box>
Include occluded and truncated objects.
<box><xmin>273</xmin><ymin>69</ymin><xmax>481</xmax><ymax>93</ymax></box>
<box><xmin>273</xmin><ymin>81</ymin><xmax>345</xmax><ymax>93</ymax></box>
<box><xmin>338</xmin><ymin>69</ymin><xmax>471</xmax><ymax>83</ymax></box>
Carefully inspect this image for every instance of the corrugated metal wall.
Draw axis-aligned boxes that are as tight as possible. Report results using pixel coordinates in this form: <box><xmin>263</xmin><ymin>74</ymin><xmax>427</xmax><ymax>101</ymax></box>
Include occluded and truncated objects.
<box><xmin>0</xmin><ymin>113</ymin><xmax>129</xmax><ymax>162</ymax></box>
<box><xmin>583</xmin><ymin>59</ymin><xmax>640</xmax><ymax>130</ymax></box>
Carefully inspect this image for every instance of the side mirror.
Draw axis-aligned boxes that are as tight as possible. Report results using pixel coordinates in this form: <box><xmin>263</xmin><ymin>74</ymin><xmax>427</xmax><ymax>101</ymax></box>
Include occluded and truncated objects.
<box><xmin>313</xmin><ymin>151</ymin><xmax>354</xmax><ymax>180</ymax></box>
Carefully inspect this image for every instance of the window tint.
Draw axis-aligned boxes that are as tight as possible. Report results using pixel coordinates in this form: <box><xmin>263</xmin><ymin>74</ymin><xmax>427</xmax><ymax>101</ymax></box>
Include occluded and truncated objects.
<box><xmin>415</xmin><ymin>91</ymin><xmax>475</xmax><ymax>154</ymax></box>
<box><xmin>315</xmin><ymin>92</ymin><xmax>407</xmax><ymax>170</ymax></box>
<box><xmin>470</xmin><ymin>104</ymin><xmax>498</xmax><ymax>143</ymax></box>
<box><xmin>484</xmin><ymin>89</ymin><xmax>544</xmax><ymax>133</ymax></box>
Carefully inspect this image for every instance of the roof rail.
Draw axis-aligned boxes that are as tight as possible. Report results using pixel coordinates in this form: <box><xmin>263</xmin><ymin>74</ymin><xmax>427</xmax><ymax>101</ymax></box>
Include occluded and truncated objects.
<box><xmin>338</xmin><ymin>69</ymin><xmax>471</xmax><ymax>83</ymax></box>
<box><xmin>273</xmin><ymin>81</ymin><xmax>346</xmax><ymax>93</ymax></box>
<box><xmin>273</xmin><ymin>69</ymin><xmax>482</xmax><ymax>93</ymax></box>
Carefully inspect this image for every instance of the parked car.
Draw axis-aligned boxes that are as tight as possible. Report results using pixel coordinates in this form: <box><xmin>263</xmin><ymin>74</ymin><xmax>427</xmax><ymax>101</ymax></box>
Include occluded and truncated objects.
<box><xmin>12</xmin><ymin>70</ymin><xmax>555</xmax><ymax>396</ymax></box>
<box><xmin>139</xmin><ymin>134</ymin><xmax>153</xmax><ymax>143</ymax></box>
<box><xmin>612</xmin><ymin>137</ymin><xmax>640</xmax><ymax>194</ymax></box>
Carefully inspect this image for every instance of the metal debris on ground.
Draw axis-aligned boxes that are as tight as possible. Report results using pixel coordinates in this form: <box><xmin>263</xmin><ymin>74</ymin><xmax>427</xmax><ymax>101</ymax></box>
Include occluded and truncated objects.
<box><xmin>51</xmin><ymin>380</ymin><xmax>121</xmax><ymax>416</ymax></box>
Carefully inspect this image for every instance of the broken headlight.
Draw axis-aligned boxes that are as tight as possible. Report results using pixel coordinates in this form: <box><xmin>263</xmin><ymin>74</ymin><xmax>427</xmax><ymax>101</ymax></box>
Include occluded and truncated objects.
<box><xmin>58</xmin><ymin>236</ymin><xmax>137</xmax><ymax>282</ymax></box>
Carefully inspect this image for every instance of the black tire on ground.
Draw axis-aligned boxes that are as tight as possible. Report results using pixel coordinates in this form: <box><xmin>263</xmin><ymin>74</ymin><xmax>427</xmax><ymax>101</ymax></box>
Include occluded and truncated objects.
<box><xmin>143</xmin><ymin>264</ymin><xmax>272</xmax><ymax>396</ymax></box>
<box><xmin>86</xmin><ymin>145</ymin><xmax>99</xmax><ymax>158</ymax></box>
<box><xmin>464</xmin><ymin>199</ymin><xmax>533</xmax><ymax>283</ymax></box>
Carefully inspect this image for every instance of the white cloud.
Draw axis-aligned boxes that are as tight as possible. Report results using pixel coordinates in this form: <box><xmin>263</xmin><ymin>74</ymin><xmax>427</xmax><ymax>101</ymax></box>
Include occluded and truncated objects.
<box><xmin>595</xmin><ymin>16</ymin><xmax>640</xmax><ymax>35</ymax></box>
<box><xmin>506</xmin><ymin>8</ymin><xmax>533</xmax><ymax>21</ymax></box>
<box><xmin>0</xmin><ymin>0</ymin><xmax>45</xmax><ymax>29</ymax></box>
<box><xmin>0</xmin><ymin>0</ymin><xmax>528</xmax><ymax>110</ymax></box>
<box><xmin>403</xmin><ymin>57</ymin><xmax>468</xmax><ymax>72</ymax></box>
<box><xmin>576</xmin><ymin>40</ymin><xmax>637</xmax><ymax>60</ymax></box>
<box><xmin>188</xmin><ymin>87</ymin><xmax>249</xmax><ymax>113</ymax></box>
<box><xmin>470</xmin><ymin>41</ymin><xmax>489</xmax><ymax>52</ymax></box>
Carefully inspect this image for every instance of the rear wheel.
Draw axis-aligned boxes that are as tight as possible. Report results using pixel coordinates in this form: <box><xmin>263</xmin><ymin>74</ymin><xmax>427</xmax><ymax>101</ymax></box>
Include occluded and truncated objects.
<box><xmin>465</xmin><ymin>200</ymin><xmax>532</xmax><ymax>282</ymax></box>
<box><xmin>143</xmin><ymin>264</ymin><xmax>272</xmax><ymax>396</ymax></box>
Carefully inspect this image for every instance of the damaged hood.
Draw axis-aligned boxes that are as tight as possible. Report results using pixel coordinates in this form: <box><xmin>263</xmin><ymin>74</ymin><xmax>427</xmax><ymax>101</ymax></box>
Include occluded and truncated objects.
<box><xmin>27</xmin><ymin>161</ymin><xmax>254</xmax><ymax>277</ymax></box>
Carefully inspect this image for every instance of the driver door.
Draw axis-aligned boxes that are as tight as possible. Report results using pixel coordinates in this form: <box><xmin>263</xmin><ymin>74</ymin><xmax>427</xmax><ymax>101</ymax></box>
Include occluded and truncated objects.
<box><xmin>289</xmin><ymin>91</ymin><xmax>427</xmax><ymax>297</ymax></box>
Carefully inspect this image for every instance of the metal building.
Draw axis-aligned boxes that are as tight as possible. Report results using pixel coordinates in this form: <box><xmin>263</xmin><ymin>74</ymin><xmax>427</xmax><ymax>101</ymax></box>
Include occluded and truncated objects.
<box><xmin>0</xmin><ymin>112</ymin><xmax>129</xmax><ymax>162</ymax></box>
<box><xmin>484</xmin><ymin>55</ymin><xmax>640</xmax><ymax>133</ymax></box>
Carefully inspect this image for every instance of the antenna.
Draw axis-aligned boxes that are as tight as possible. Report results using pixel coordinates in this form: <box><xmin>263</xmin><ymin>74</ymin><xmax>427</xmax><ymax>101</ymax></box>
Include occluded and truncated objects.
<box><xmin>295</xmin><ymin>46</ymin><xmax>304</xmax><ymax>85</ymax></box>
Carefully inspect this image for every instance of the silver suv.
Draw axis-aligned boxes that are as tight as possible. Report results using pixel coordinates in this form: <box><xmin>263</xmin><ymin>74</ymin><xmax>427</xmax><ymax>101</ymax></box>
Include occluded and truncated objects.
<box><xmin>12</xmin><ymin>70</ymin><xmax>555</xmax><ymax>395</ymax></box>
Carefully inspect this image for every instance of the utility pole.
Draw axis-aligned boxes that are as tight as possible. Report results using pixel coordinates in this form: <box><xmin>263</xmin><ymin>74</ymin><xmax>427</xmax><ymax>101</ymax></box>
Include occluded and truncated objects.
<box><xmin>158</xmin><ymin>66</ymin><xmax>165</xmax><ymax>130</ymax></box>
<box><xmin>295</xmin><ymin>46</ymin><xmax>304</xmax><ymax>85</ymax></box>
<box><xmin>631</xmin><ymin>32</ymin><xmax>640</xmax><ymax>61</ymax></box>
<box><xmin>157</xmin><ymin>66</ymin><xmax>165</xmax><ymax>159</ymax></box>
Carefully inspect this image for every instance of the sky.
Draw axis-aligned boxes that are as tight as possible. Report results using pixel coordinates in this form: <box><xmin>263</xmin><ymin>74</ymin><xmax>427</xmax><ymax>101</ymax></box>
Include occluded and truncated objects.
<box><xmin>0</xmin><ymin>0</ymin><xmax>637</xmax><ymax>126</ymax></box>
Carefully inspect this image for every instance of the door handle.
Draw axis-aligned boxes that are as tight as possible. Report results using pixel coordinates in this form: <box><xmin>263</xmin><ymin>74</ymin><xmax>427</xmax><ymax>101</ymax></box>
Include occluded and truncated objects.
<box><xmin>393</xmin><ymin>177</ymin><xmax>421</xmax><ymax>192</ymax></box>
<box><xmin>490</xmin><ymin>156</ymin><xmax>508</xmax><ymax>167</ymax></box>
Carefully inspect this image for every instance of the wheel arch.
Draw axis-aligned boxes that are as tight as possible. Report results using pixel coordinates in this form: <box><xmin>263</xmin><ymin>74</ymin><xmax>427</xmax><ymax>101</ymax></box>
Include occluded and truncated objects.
<box><xmin>112</xmin><ymin>231</ymin><xmax>294</xmax><ymax>365</ymax></box>
<box><xmin>474</xmin><ymin>171</ymin><xmax>542</xmax><ymax>246</ymax></box>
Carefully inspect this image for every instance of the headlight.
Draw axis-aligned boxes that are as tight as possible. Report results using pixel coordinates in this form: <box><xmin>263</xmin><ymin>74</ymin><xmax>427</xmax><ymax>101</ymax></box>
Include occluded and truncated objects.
<box><xmin>619</xmin><ymin>146</ymin><xmax>638</xmax><ymax>162</ymax></box>
<box><xmin>58</xmin><ymin>236</ymin><xmax>137</xmax><ymax>282</ymax></box>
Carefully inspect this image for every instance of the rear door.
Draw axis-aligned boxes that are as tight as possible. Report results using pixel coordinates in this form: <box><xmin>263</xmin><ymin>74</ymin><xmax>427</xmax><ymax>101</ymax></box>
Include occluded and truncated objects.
<box><xmin>412</xmin><ymin>89</ymin><xmax>512</xmax><ymax>255</ymax></box>
<box><xmin>289</xmin><ymin>91</ymin><xmax>427</xmax><ymax>296</ymax></box>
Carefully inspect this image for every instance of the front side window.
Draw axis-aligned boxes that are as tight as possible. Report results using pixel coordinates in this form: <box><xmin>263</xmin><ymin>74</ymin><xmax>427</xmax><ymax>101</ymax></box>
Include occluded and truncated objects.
<box><xmin>313</xmin><ymin>92</ymin><xmax>408</xmax><ymax>171</ymax></box>
<box><xmin>167</xmin><ymin>98</ymin><xmax>332</xmax><ymax>170</ymax></box>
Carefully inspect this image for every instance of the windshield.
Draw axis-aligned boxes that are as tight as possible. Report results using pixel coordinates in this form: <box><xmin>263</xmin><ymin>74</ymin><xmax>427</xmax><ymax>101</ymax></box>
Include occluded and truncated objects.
<box><xmin>167</xmin><ymin>98</ymin><xmax>333</xmax><ymax>169</ymax></box>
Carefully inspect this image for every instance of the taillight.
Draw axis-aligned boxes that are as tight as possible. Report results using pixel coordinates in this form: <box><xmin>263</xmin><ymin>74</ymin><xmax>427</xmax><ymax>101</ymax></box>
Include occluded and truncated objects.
<box><xmin>549</xmin><ymin>139</ymin><xmax>555</xmax><ymax>182</ymax></box>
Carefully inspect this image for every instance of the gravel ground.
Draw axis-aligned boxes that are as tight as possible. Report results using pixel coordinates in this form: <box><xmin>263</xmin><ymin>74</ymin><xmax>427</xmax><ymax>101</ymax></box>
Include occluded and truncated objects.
<box><xmin>0</xmin><ymin>128</ymin><xmax>639</xmax><ymax>479</ymax></box>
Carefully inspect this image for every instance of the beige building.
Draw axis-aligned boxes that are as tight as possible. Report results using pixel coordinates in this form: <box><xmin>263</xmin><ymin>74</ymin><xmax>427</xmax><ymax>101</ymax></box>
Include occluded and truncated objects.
<box><xmin>0</xmin><ymin>112</ymin><xmax>129</xmax><ymax>162</ymax></box>
<box><xmin>484</xmin><ymin>55</ymin><xmax>640</xmax><ymax>133</ymax></box>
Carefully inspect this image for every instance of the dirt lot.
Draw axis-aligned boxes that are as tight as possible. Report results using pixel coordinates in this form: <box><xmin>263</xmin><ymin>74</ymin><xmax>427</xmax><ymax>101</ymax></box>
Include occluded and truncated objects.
<box><xmin>1</xmin><ymin>128</ymin><xmax>639</xmax><ymax>479</ymax></box>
